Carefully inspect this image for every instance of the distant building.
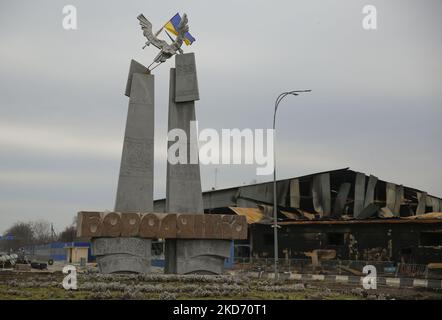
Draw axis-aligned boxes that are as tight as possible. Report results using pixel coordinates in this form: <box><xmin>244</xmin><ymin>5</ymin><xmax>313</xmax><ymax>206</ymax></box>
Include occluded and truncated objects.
<box><xmin>154</xmin><ymin>168</ymin><xmax>442</xmax><ymax>264</ymax></box>
<box><xmin>25</xmin><ymin>242</ymin><xmax>93</xmax><ymax>263</ymax></box>
<box><xmin>65</xmin><ymin>243</ymin><xmax>90</xmax><ymax>264</ymax></box>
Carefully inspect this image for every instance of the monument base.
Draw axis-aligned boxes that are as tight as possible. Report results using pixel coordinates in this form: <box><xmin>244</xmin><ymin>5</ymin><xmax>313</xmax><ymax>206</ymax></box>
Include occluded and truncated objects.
<box><xmin>77</xmin><ymin>211</ymin><xmax>247</xmax><ymax>275</ymax></box>
<box><xmin>92</xmin><ymin>237</ymin><xmax>151</xmax><ymax>274</ymax></box>
<box><xmin>165</xmin><ymin>240</ymin><xmax>231</xmax><ymax>274</ymax></box>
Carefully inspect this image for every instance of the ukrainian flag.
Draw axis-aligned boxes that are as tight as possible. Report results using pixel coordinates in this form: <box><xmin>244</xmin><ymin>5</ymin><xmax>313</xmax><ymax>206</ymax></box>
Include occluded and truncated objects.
<box><xmin>164</xmin><ymin>13</ymin><xmax>196</xmax><ymax>45</ymax></box>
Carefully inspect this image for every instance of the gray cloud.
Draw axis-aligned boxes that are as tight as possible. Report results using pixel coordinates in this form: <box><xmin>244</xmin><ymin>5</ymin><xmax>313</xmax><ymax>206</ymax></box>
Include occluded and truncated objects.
<box><xmin>0</xmin><ymin>0</ymin><xmax>441</xmax><ymax>232</ymax></box>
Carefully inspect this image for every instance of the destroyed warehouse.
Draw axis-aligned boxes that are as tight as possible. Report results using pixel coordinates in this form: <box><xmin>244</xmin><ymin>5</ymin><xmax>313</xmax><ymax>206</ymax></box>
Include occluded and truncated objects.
<box><xmin>154</xmin><ymin>168</ymin><xmax>442</xmax><ymax>264</ymax></box>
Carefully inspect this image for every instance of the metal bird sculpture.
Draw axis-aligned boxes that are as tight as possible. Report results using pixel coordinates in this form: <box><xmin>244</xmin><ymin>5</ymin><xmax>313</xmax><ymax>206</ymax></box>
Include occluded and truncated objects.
<box><xmin>137</xmin><ymin>13</ymin><xmax>189</xmax><ymax>69</ymax></box>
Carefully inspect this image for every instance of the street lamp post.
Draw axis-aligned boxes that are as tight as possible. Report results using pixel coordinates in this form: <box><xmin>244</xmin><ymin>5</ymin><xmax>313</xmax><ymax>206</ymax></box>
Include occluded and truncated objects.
<box><xmin>273</xmin><ymin>90</ymin><xmax>311</xmax><ymax>280</ymax></box>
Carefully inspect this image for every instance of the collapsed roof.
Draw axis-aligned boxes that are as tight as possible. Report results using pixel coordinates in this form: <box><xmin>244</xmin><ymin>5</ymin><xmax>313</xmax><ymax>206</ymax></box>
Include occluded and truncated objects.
<box><xmin>154</xmin><ymin>168</ymin><xmax>442</xmax><ymax>222</ymax></box>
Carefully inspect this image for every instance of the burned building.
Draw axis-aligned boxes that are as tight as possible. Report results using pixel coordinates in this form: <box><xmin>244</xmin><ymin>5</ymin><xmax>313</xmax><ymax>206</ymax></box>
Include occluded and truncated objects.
<box><xmin>154</xmin><ymin>168</ymin><xmax>442</xmax><ymax>265</ymax></box>
<box><xmin>248</xmin><ymin>218</ymin><xmax>442</xmax><ymax>264</ymax></box>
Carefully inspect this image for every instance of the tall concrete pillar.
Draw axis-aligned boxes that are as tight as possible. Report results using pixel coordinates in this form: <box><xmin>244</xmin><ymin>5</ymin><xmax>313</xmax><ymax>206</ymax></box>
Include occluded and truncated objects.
<box><xmin>165</xmin><ymin>53</ymin><xmax>231</xmax><ymax>274</ymax></box>
<box><xmin>92</xmin><ymin>60</ymin><xmax>154</xmax><ymax>273</ymax></box>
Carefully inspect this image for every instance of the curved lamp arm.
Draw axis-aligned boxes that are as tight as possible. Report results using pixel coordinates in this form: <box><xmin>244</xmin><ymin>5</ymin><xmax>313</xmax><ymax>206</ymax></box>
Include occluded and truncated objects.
<box><xmin>271</xmin><ymin>89</ymin><xmax>311</xmax><ymax>280</ymax></box>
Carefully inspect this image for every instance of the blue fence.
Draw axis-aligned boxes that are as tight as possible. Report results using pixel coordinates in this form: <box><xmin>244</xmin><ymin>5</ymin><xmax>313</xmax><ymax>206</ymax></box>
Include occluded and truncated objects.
<box><xmin>25</xmin><ymin>242</ymin><xmax>93</xmax><ymax>262</ymax></box>
<box><xmin>24</xmin><ymin>240</ymin><xmax>235</xmax><ymax>267</ymax></box>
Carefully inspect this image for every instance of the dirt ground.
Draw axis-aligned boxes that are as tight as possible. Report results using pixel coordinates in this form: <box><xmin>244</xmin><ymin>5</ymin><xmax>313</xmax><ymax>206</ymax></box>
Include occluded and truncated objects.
<box><xmin>0</xmin><ymin>267</ymin><xmax>441</xmax><ymax>300</ymax></box>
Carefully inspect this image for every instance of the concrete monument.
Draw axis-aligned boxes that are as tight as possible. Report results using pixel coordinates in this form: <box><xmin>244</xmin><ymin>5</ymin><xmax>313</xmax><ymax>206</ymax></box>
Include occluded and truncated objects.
<box><xmin>77</xmin><ymin>212</ymin><xmax>247</xmax><ymax>240</ymax></box>
<box><xmin>90</xmin><ymin>60</ymin><xmax>154</xmax><ymax>274</ymax></box>
<box><xmin>77</xmin><ymin>13</ymin><xmax>246</xmax><ymax>275</ymax></box>
<box><xmin>165</xmin><ymin>53</ymin><xmax>232</xmax><ymax>274</ymax></box>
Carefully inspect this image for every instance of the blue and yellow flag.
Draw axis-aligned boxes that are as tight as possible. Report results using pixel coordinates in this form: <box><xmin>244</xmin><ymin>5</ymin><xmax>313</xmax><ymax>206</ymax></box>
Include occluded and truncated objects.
<box><xmin>164</xmin><ymin>13</ymin><xmax>196</xmax><ymax>46</ymax></box>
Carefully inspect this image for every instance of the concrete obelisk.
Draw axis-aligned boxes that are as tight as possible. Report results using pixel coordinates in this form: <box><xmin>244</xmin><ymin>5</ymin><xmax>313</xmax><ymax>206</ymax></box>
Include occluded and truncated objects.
<box><xmin>165</xmin><ymin>53</ymin><xmax>231</xmax><ymax>274</ymax></box>
<box><xmin>92</xmin><ymin>60</ymin><xmax>154</xmax><ymax>273</ymax></box>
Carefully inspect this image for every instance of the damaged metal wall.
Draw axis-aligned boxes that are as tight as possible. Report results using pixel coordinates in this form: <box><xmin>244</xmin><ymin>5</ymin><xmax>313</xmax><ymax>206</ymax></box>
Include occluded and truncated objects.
<box><xmin>249</xmin><ymin>221</ymin><xmax>442</xmax><ymax>264</ymax></box>
<box><xmin>153</xmin><ymin>168</ymin><xmax>442</xmax><ymax>218</ymax></box>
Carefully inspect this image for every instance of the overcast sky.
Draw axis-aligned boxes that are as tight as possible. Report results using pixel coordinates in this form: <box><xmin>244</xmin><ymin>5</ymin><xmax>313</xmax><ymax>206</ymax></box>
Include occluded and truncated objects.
<box><xmin>0</xmin><ymin>0</ymin><xmax>441</xmax><ymax>233</ymax></box>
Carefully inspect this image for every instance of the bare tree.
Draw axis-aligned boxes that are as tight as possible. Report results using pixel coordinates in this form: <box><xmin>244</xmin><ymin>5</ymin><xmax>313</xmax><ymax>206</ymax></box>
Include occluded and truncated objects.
<box><xmin>31</xmin><ymin>220</ymin><xmax>52</xmax><ymax>244</ymax></box>
<box><xmin>58</xmin><ymin>225</ymin><xmax>76</xmax><ymax>242</ymax></box>
<box><xmin>1</xmin><ymin>217</ymin><xmax>78</xmax><ymax>252</ymax></box>
<box><xmin>58</xmin><ymin>216</ymin><xmax>77</xmax><ymax>243</ymax></box>
<box><xmin>1</xmin><ymin>222</ymin><xmax>34</xmax><ymax>251</ymax></box>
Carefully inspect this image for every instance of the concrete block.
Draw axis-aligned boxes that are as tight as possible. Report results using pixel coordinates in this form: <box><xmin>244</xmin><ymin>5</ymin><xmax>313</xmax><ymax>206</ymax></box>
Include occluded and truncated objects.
<box><xmin>166</xmin><ymin>68</ymin><xmax>203</xmax><ymax>213</ymax></box>
<box><xmin>125</xmin><ymin>59</ymin><xmax>150</xmax><ymax>97</ymax></box>
<box><xmin>77</xmin><ymin>211</ymin><xmax>102</xmax><ymax>238</ymax></box>
<box><xmin>78</xmin><ymin>212</ymin><xmax>247</xmax><ymax>239</ymax></box>
<box><xmin>139</xmin><ymin>213</ymin><xmax>160</xmax><ymax>238</ymax></box>
<box><xmin>138</xmin><ymin>213</ymin><xmax>179</xmax><ymax>238</ymax></box>
<box><xmin>176</xmin><ymin>255</ymin><xmax>225</xmax><ymax>275</ymax></box>
<box><xmin>121</xmin><ymin>212</ymin><xmax>141</xmax><ymax>237</ymax></box>
<box><xmin>159</xmin><ymin>213</ymin><xmax>177</xmax><ymax>238</ymax></box>
<box><xmin>220</xmin><ymin>214</ymin><xmax>248</xmax><ymax>240</ymax></box>
<box><xmin>201</xmin><ymin>214</ymin><xmax>222</xmax><ymax>238</ymax></box>
<box><xmin>181</xmin><ymin>238</ymin><xmax>231</xmax><ymax>258</ymax></box>
<box><xmin>176</xmin><ymin>239</ymin><xmax>231</xmax><ymax>274</ymax></box>
<box><xmin>175</xmin><ymin>214</ymin><xmax>195</xmax><ymax>238</ymax></box>
<box><xmin>102</xmin><ymin>212</ymin><xmax>122</xmax><ymax>237</ymax></box>
<box><xmin>175</xmin><ymin>53</ymin><xmax>199</xmax><ymax>102</ymax></box>
<box><xmin>97</xmin><ymin>253</ymin><xmax>150</xmax><ymax>274</ymax></box>
<box><xmin>92</xmin><ymin>237</ymin><xmax>150</xmax><ymax>258</ymax></box>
